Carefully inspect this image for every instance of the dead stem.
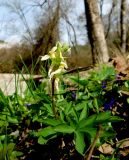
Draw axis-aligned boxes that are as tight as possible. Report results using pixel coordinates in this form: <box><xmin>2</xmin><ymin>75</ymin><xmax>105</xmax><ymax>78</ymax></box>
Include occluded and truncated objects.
<box><xmin>84</xmin><ymin>125</ymin><xmax>102</xmax><ymax>160</ymax></box>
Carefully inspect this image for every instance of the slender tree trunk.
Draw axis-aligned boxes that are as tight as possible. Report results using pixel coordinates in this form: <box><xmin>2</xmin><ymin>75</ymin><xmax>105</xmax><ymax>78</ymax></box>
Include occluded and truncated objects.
<box><xmin>120</xmin><ymin>0</ymin><xmax>127</xmax><ymax>54</ymax></box>
<box><xmin>84</xmin><ymin>0</ymin><xmax>109</xmax><ymax>64</ymax></box>
<box><xmin>105</xmin><ymin>0</ymin><xmax>116</xmax><ymax>39</ymax></box>
<box><xmin>100</xmin><ymin>0</ymin><xmax>104</xmax><ymax>19</ymax></box>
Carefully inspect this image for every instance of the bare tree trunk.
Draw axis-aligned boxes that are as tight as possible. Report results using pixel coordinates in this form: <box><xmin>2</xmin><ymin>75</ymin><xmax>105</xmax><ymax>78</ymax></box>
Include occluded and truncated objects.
<box><xmin>84</xmin><ymin>0</ymin><xmax>109</xmax><ymax>64</ymax></box>
<box><xmin>100</xmin><ymin>0</ymin><xmax>104</xmax><ymax>19</ymax></box>
<box><xmin>105</xmin><ymin>0</ymin><xmax>116</xmax><ymax>39</ymax></box>
<box><xmin>120</xmin><ymin>0</ymin><xmax>127</xmax><ymax>54</ymax></box>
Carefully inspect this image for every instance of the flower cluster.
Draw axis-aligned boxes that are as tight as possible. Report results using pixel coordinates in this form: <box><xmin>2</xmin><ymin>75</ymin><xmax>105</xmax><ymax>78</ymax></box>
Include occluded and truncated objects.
<box><xmin>41</xmin><ymin>42</ymin><xmax>70</xmax><ymax>92</ymax></box>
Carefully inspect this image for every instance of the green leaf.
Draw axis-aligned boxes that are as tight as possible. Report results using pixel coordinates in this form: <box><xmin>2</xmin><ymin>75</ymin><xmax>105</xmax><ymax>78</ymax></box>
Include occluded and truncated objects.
<box><xmin>0</xmin><ymin>135</ymin><xmax>5</xmax><ymax>141</ymax></box>
<box><xmin>59</xmin><ymin>110</ymin><xmax>65</xmax><ymax>122</ymax></box>
<box><xmin>95</xmin><ymin>111</ymin><xmax>111</xmax><ymax>123</ymax></box>
<box><xmin>70</xmin><ymin>108</ymin><xmax>79</xmax><ymax>122</ymax></box>
<box><xmin>7</xmin><ymin>143</ymin><xmax>15</xmax><ymax>155</ymax></box>
<box><xmin>125</xmin><ymin>81</ymin><xmax>129</xmax><ymax>88</ymax></box>
<box><xmin>79</xmin><ymin>127</ymin><xmax>97</xmax><ymax>138</ymax></box>
<box><xmin>64</xmin><ymin>101</ymin><xmax>72</xmax><ymax>115</ymax></box>
<box><xmin>42</xmin><ymin>118</ymin><xmax>61</xmax><ymax>126</ymax></box>
<box><xmin>54</xmin><ymin>124</ymin><xmax>75</xmax><ymax>133</ymax></box>
<box><xmin>7</xmin><ymin>116</ymin><xmax>18</xmax><ymax>124</ymax></box>
<box><xmin>71</xmin><ymin>77</ymin><xmax>88</xmax><ymax>86</ymax></box>
<box><xmin>108</xmin><ymin>116</ymin><xmax>124</xmax><ymax>122</ymax></box>
<box><xmin>37</xmin><ymin>126</ymin><xmax>56</xmax><ymax>137</ymax></box>
<box><xmin>75</xmin><ymin>131</ymin><xmax>85</xmax><ymax>155</ymax></box>
<box><xmin>75</xmin><ymin>102</ymin><xmax>85</xmax><ymax>112</ymax></box>
<box><xmin>100</xmin><ymin>129</ymin><xmax>116</xmax><ymax>140</ymax></box>
<box><xmin>127</xmin><ymin>98</ymin><xmax>129</xmax><ymax>104</ymax></box>
<box><xmin>11</xmin><ymin>151</ymin><xmax>23</xmax><ymax>157</ymax></box>
<box><xmin>79</xmin><ymin>103</ymin><xmax>88</xmax><ymax>121</ymax></box>
<box><xmin>38</xmin><ymin>136</ymin><xmax>47</xmax><ymax>144</ymax></box>
<box><xmin>44</xmin><ymin>104</ymin><xmax>53</xmax><ymax>115</ymax></box>
<box><xmin>93</xmin><ymin>98</ymin><xmax>99</xmax><ymax>113</ymax></box>
<box><xmin>97</xmin><ymin>65</ymin><xmax>115</xmax><ymax>81</ymax></box>
<box><xmin>78</xmin><ymin>114</ymin><xmax>97</xmax><ymax>129</ymax></box>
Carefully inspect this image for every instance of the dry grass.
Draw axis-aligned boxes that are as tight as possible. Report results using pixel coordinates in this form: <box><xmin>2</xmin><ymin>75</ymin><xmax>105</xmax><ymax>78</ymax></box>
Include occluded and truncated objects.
<box><xmin>0</xmin><ymin>43</ymin><xmax>93</xmax><ymax>73</ymax></box>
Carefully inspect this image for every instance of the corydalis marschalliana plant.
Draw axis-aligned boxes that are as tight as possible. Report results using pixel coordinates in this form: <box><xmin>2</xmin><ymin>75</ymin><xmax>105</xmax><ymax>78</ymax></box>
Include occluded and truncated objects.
<box><xmin>41</xmin><ymin>42</ymin><xmax>70</xmax><ymax>92</ymax></box>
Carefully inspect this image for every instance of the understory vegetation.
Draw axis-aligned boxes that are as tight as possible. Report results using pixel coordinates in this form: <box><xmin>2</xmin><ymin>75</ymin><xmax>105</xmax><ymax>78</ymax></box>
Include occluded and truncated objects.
<box><xmin>0</xmin><ymin>43</ymin><xmax>129</xmax><ymax>160</ymax></box>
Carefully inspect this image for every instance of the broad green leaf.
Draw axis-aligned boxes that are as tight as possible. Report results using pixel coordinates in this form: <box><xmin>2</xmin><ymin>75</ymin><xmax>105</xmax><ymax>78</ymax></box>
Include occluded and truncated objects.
<box><xmin>79</xmin><ymin>127</ymin><xmax>97</xmax><ymax>138</ymax></box>
<box><xmin>11</xmin><ymin>151</ymin><xmax>23</xmax><ymax>157</ymax></box>
<box><xmin>95</xmin><ymin>111</ymin><xmax>111</xmax><ymax>123</ymax></box>
<box><xmin>75</xmin><ymin>102</ymin><xmax>85</xmax><ymax>112</ymax></box>
<box><xmin>42</xmin><ymin>118</ymin><xmax>61</xmax><ymax>126</ymax></box>
<box><xmin>75</xmin><ymin>131</ymin><xmax>85</xmax><ymax>155</ymax></box>
<box><xmin>38</xmin><ymin>136</ymin><xmax>47</xmax><ymax>144</ymax></box>
<box><xmin>7</xmin><ymin>116</ymin><xmax>18</xmax><ymax>124</ymax></box>
<box><xmin>7</xmin><ymin>143</ymin><xmax>15</xmax><ymax>155</ymax></box>
<box><xmin>37</xmin><ymin>126</ymin><xmax>56</xmax><ymax>137</ymax></box>
<box><xmin>78</xmin><ymin>114</ymin><xmax>97</xmax><ymax>129</ymax></box>
<box><xmin>0</xmin><ymin>135</ymin><xmax>5</xmax><ymax>141</ymax></box>
<box><xmin>54</xmin><ymin>124</ymin><xmax>75</xmax><ymax>133</ymax></box>
<box><xmin>79</xmin><ymin>103</ymin><xmax>88</xmax><ymax>121</ymax></box>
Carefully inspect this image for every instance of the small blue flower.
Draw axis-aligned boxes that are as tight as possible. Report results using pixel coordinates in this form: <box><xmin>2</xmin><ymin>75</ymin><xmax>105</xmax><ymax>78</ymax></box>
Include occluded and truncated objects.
<box><xmin>24</xmin><ymin>103</ymin><xmax>32</xmax><ymax>107</ymax></box>
<box><xmin>101</xmin><ymin>81</ymin><xmax>107</xmax><ymax>89</ymax></box>
<box><xmin>71</xmin><ymin>91</ymin><xmax>76</xmax><ymax>101</ymax></box>
<box><xmin>104</xmin><ymin>98</ymin><xmax>115</xmax><ymax>111</ymax></box>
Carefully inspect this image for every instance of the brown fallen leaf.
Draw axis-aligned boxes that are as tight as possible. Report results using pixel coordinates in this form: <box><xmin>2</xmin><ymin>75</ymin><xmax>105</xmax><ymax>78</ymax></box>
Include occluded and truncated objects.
<box><xmin>98</xmin><ymin>143</ymin><xmax>114</xmax><ymax>154</ymax></box>
<box><xmin>119</xmin><ymin>90</ymin><xmax>129</xmax><ymax>96</ymax></box>
<box><xmin>119</xmin><ymin>149</ymin><xmax>129</xmax><ymax>156</ymax></box>
<box><xmin>116</xmin><ymin>138</ymin><xmax>129</xmax><ymax>149</ymax></box>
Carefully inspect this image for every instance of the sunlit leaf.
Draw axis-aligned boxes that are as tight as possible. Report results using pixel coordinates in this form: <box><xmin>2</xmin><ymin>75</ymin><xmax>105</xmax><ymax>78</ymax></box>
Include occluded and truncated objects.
<box><xmin>78</xmin><ymin>114</ymin><xmax>97</xmax><ymax>129</ymax></box>
<box><xmin>95</xmin><ymin>111</ymin><xmax>111</xmax><ymax>123</ymax></box>
<box><xmin>54</xmin><ymin>124</ymin><xmax>75</xmax><ymax>133</ymax></box>
<box><xmin>108</xmin><ymin>116</ymin><xmax>124</xmax><ymax>122</ymax></box>
<box><xmin>38</xmin><ymin>136</ymin><xmax>47</xmax><ymax>145</ymax></box>
<box><xmin>42</xmin><ymin>118</ymin><xmax>61</xmax><ymax>126</ymax></box>
<box><xmin>79</xmin><ymin>103</ymin><xmax>88</xmax><ymax>121</ymax></box>
<box><xmin>79</xmin><ymin>127</ymin><xmax>97</xmax><ymax>139</ymax></box>
<box><xmin>7</xmin><ymin>116</ymin><xmax>18</xmax><ymax>124</ymax></box>
<box><xmin>75</xmin><ymin>131</ymin><xmax>85</xmax><ymax>155</ymax></box>
<box><xmin>37</xmin><ymin>126</ymin><xmax>56</xmax><ymax>137</ymax></box>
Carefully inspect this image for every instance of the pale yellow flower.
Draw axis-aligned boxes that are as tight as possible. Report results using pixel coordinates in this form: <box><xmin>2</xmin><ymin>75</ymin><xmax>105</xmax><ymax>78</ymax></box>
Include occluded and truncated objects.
<box><xmin>41</xmin><ymin>55</ymin><xmax>50</xmax><ymax>61</ymax></box>
<box><xmin>41</xmin><ymin>42</ymin><xmax>70</xmax><ymax>92</ymax></box>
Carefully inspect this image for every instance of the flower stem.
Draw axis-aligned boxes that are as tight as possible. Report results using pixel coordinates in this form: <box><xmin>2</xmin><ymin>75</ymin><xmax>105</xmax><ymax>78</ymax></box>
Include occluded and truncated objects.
<box><xmin>51</xmin><ymin>77</ymin><xmax>58</xmax><ymax>118</ymax></box>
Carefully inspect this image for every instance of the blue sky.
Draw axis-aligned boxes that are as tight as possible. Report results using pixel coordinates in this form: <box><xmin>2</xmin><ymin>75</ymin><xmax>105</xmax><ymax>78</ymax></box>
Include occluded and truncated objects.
<box><xmin>0</xmin><ymin>0</ymin><xmax>112</xmax><ymax>44</ymax></box>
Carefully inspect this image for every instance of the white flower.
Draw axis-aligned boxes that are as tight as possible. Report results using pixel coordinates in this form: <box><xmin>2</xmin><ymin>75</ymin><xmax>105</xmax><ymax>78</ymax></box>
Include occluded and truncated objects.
<box><xmin>49</xmin><ymin>68</ymin><xmax>62</xmax><ymax>80</ymax></box>
<box><xmin>41</xmin><ymin>55</ymin><xmax>50</xmax><ymax>61</ymax></box>
<box><xmin>40</xmin><ymin>42</ymin><xmax>70</xmax><ymax>92</ymax></box>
